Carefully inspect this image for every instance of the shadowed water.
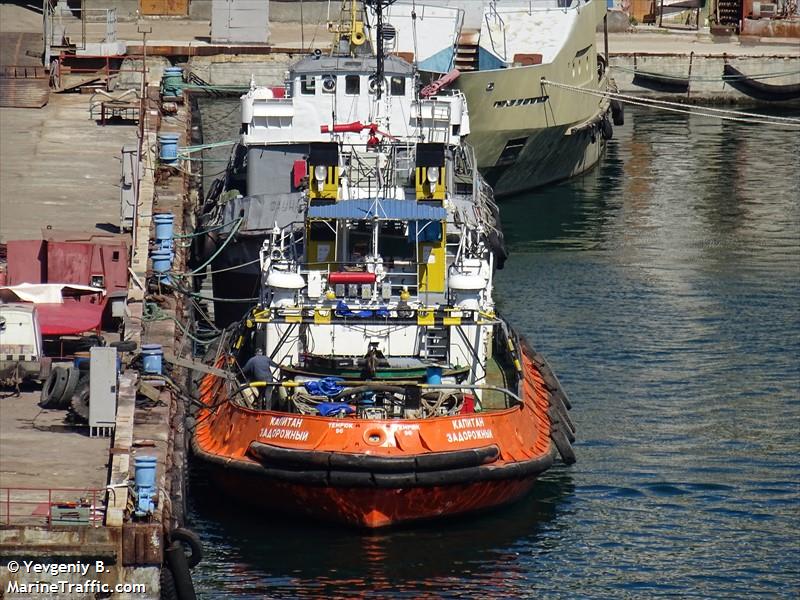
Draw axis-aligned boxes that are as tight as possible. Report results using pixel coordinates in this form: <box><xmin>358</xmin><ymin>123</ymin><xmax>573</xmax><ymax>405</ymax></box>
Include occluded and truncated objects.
<box><xmin>190</xmin><ymin>102</ymin><xmax>800</xmax><ymax>598</ymax></box>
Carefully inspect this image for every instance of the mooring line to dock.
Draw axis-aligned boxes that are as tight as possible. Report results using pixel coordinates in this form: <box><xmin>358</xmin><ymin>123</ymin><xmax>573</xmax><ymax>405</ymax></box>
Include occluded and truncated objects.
<box><xmin>541</xmin><ymin>79</ymin><xmax>800</xmax><ymax>128</ymax></box>
<box><xmin>610</xmin><ymin>65</ymin><xmax>800</xmax><ymax>82</ymax></box>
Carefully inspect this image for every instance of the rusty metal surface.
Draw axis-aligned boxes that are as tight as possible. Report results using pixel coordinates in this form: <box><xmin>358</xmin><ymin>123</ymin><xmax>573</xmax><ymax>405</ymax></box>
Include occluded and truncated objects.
<box><xmin>0</xmin><ymin>65</ymin><xmax>49</xmax><ymax>108</ymax></box>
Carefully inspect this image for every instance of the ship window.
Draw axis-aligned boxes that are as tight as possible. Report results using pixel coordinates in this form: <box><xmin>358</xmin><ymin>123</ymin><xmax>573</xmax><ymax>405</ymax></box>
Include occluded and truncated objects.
<box><xmin>300</xmin><ymin>75</ymin><xmax>316</xmax><ymax>95</ymax></box>
<box><xmin>322</xmin><ymin>75</ymin><xmax>336</xmax><ymax>93</ymax></box>
<box><xmin>379</xmin><ymin>222</ymin><xmax>415</xmax><ymax>260</ymax></box>
<box><xmin>345</xmin><ymin>75</ymin><xmax>360</xmax><ymax>95</ymax></box>
<box><xmin>390</xmin><ymin>76</ymin><xmax>405</xmax><ymax>96</ymax></box>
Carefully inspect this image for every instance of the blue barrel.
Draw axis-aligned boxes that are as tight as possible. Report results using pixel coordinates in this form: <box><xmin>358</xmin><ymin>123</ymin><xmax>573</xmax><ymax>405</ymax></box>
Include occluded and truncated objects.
<box><xmin>426</xmin><ymin>366</ymin><xmax>443</xmax><ymax>385</ymax></box>
<box><xmin>161</xmin><ymin>66</ymin><xmax>184</xmax><ymax>97</ymax></box>
<box><xmin>141</xmin><ymin>344</ymin><xmax>163</xmax><ymax>374</ymax></box>
<box><xmin>134</xmin><ymin>455</ymin><xmax>157</xmax><ymax>490</ymax></box>
<box><xmin>150</xmin><ymin>249</ymin><xmax>172</xmax><ymax>274</ymax></box>
<box><xmin>158</xmin><ymin>133</ymin><xmax>180</xmax><ymax>163</ymax></box>
<box><xmin>153</xmin><ymin>212</ymin><xmax>174</xmax><ymax>241</ymax></box>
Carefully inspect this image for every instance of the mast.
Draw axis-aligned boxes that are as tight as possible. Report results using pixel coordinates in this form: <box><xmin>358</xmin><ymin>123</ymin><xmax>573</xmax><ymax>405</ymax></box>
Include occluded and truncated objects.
<box><xmin>364</xmin><ymin>0</ymin><xmax>398</xmax><ymax>100</ymax></box>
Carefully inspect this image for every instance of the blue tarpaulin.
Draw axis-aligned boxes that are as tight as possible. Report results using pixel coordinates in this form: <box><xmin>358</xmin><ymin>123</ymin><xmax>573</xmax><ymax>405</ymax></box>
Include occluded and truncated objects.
<box><xmin>304</xmin><ymin>377</ymin><xmax>345</xmax><ymax>397</ymax></box>
<box><xmin>308</xmin><ymin>198</ymin><xmax>447</xmax><ymax>221</ymax></box>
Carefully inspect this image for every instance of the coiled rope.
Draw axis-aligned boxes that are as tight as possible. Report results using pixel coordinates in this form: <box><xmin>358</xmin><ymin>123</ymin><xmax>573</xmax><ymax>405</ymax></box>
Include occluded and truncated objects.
<box><xmin>540</xmin><ymin>79</ymin><xmax>800</xmax><ymax>128</ymax></box>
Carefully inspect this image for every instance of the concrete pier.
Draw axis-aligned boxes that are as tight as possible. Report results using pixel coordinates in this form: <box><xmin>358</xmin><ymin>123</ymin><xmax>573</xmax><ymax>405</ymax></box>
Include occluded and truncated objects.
<box><xmin>1</xmin><ymin>55</ymin><xmax>195</xmax><ymax>600</ymax></box>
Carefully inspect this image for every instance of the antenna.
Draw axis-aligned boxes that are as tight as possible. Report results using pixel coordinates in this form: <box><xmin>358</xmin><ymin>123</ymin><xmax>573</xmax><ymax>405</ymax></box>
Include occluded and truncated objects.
<box><xmin>363</xmin><ymin>0</ymin><xmax>399</xmax><ymax>100</ymax></box>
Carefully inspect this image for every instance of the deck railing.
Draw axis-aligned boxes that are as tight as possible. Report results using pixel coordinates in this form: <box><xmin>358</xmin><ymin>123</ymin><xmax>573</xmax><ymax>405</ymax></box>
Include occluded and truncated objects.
<box><xmin>0</xmin><ymin>487</ymin><xmax>107</xmax><ymax>528</ymax></box>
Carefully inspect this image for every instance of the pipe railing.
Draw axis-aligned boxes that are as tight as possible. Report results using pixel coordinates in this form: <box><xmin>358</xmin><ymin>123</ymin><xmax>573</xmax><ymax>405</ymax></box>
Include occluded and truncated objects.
<box><xmin>0</xmin><ymin>486</ymin><xmax>106</xmax><ymax>528</ymax></box>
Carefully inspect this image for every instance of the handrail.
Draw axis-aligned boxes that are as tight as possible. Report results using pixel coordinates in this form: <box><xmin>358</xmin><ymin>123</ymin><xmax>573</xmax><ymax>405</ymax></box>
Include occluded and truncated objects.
<box><xmin>237</xmin><ymin>381</ymin><xmax>522</xmax><ymax>405</ymax></box>
<box><xmin>1</xmin><ymin>486</ymin><xmax>106</xmax><ymax>528</ymax></box>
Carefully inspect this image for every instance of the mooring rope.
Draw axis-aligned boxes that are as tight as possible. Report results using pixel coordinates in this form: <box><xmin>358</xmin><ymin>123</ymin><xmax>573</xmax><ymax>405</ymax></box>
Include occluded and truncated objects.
<box><xmin>540</xmin><ymin>79</ymin><xmax>800</xmax><ymax>128</ymax></box>
<box><xmin>613</xmin><ymin>65</ymin><xmax>800</xmax><ymax>82</ymax></box>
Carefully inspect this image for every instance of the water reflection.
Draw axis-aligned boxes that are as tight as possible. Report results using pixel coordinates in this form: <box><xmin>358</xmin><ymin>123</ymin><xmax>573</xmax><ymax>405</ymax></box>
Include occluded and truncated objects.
<box><xmin>190</xmin><ymin>103</ymin><xmax>800</xmax><ymax>598</ymax></box>
<box><xmin>190</xmin><ymin>464</ymin><xmax>575</xmax><ymax>598</ymax></box>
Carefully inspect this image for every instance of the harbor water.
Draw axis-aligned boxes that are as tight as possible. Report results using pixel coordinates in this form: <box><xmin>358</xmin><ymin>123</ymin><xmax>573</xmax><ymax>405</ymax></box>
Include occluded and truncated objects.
<box><xmin>191</xmin><ymin>101</ymin><xmax>800</xmax><ymax>598</ymax></box>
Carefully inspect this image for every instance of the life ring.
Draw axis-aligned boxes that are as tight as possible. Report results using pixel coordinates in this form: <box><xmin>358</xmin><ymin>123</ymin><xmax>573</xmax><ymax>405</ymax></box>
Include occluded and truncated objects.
<box><xmin>352</xmin><ymin>31</ymin><xmax>366</xmax><ymax>46</ymax></box>
<box><xmin>169</xmin><ymin>528</ymin><xmax>203</xmax><ymax>569</ymax></box>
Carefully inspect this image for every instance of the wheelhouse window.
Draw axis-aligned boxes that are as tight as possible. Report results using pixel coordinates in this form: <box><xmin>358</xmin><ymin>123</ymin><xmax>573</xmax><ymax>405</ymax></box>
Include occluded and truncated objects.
<box><xmin>390</xmin><ymin>76</ymin><xmax>406</xmax><ymax>96</ymax></box>
<box><xmin>321</xmin><ymin>74</ymin><xmax>336</xmax><ymax>94</ymax></box>
<box><xmin>345</xmin><ymin>75</ymin><xmax>360</xmax><ymax>95</ymax></box>
<box><xmin>300</xmin><ymin>75</ymin><xmax>316</xmax><ymax>95</ymax></box>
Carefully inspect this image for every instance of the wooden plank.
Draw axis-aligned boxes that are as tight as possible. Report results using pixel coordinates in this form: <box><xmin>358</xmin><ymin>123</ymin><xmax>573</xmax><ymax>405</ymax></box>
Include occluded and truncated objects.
<box><xmin>163</xmin><ymin>352</ymin><xmax>236</xmax><ymax>379</ymax></box>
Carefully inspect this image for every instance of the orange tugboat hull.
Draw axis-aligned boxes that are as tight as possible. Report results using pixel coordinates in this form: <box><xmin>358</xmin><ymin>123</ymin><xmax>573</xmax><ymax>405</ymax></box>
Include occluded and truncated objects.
<box><xmin>192</xmin><ymin>342</ymin><xmax>573</xmax><ymax>528</ymax></box>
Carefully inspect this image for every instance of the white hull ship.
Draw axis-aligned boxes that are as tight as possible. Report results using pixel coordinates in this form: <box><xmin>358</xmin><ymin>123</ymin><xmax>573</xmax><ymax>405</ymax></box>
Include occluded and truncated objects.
<box><xmin>371</xmin><ymin>0</ymin><xmax>620</xmax><ymax>197</ymax></box>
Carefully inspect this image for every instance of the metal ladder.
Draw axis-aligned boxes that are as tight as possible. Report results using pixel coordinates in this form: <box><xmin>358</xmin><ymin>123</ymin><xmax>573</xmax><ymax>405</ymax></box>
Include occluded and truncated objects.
<box><xmin>424</xmin><ymin>325</ymin><xmax>449</xmax><ymax>362</ymax></box>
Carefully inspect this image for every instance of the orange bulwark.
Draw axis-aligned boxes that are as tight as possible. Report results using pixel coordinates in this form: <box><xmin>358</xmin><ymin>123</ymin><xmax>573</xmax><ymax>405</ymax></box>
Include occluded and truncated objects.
<box><xmin>192</xmin><ymin>339</ymin><xmax>575</xmax><ymax>528</ymax></box>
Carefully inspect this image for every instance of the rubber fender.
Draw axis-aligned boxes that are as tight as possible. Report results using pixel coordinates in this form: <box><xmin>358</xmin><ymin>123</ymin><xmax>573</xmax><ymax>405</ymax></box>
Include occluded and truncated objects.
<box><xmin>170</xmin><ymin>528</ymin><xmax>203</xmax><ymax>569</ymax></box>
<box><xmin>111</xmin><ymin>339</ymin><xmax>138</xmax><ymax>353</ymax></box>
<box><xmin>328</xmin><ymin>470</ymin><xmax>375</xmax><ymax>487</ymax></box>
<box><xmin>60</xmin><ymin>367</ymin><xmax>82</xmax><ymax>409</ymax></box>
<box><xmin>159</xmin><ymin>565</ymin><xmax>179</xmax><ymax>600</ymax></box>
<box><xmin>611</xmin><ymin>99</ymin><xmax>625</xmax><ymax>126</ymax></box>
<box><xmin>529</xmin><ymin>351</ymin><xmax>547</xmax><ymax>369</ymax></box>
<box><xmin>548</xmin><ymin>396</ymin><xmax>575</xmax><ymax>436</ymax></box>
<box><xmin>550</xmin><ymin>415</ymin><xmax>576</xmax><ymax>444</ymax></box>
<box><xmin>549</xmin><ymin>388</ymin><xmax>572</xmax><ymax>410</ymax></box>
<box><xmin>329</xmin><ymin>452</ymin><xmax>416</xmax><ymax>473</ymax></box>
<box><xmin>372</xmin><ymin>472</ymin><xmax>419</xmax><ymax>488</ymax></box>
<box><xmin>414</xmin><ymin>445</ymin><xmax>500</xmax><ymax>471</ymax></box>
<box><xmin>539</xmin><ymin>367</ymin><xmax>560</xmax><ymax>392</ymax></box>
<box><xmin>164</xmin><ymin>541</ymin><xmax>197</xmax><ymax>600</ymax></box>
<box><xmin>249</xmin><ymin>442</ymin><xmax>332</xmax><ymax>469</ymax></box>
<box><xmin>551</xmin><ymin>428</ymin><xmax>577</xmax><ymax>465</ymax></box>
<box><xmin>260</xmin><ymin>467</ymin><xmax>330</xmax><ymax>486</ymax></box>
<box><xmin>601</xmin><ymin>117</ymin><xmax>613</xmax><ymax>140</ymax></box>
<box><xmin>40</xmin><ymin>366</ymin><xmax>68</xmax><ymax>409</ymax></box>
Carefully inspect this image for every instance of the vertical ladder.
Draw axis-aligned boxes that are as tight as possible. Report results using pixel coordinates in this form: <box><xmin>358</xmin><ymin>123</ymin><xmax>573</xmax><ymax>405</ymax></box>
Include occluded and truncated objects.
<box><xmin>424</xmin><ymin>325</ymin><xmax>448</xmax><ymax>362</ymax></box>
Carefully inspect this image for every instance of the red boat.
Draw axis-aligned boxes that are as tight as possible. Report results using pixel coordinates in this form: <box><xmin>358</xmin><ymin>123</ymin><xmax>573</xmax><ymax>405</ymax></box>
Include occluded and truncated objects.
<box><xmin>189</xmin><ymin>6</ymin><xmax>575</xmax><ymax>528</ymax></box>
<box><xmin>193</xmin><ymin>338</ymin><xmax>574</xmax><ymax>528</ymax></box>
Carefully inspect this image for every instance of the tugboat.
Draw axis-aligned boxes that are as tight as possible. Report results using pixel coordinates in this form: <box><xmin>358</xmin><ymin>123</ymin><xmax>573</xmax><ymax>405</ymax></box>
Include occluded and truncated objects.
<box><xmin>191</xmin><ymin>0</ymin><xmax>576</xmax><ymax>528</ymax></box>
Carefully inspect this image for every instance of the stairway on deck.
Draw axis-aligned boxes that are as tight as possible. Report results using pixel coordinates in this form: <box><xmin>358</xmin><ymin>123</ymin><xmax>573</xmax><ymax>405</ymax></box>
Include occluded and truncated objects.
<box><xmin>455</xmin><ymin>30</ymin><xmax>480</xmax><ymax>72</ymax></box>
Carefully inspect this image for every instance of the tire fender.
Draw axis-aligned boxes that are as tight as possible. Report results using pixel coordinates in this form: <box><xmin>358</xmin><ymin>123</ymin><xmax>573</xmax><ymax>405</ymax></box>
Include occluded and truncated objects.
<box><xmin>170</xmin><ymin>528</ymin><xmax>203</xmax><ymax>569</ymax></box>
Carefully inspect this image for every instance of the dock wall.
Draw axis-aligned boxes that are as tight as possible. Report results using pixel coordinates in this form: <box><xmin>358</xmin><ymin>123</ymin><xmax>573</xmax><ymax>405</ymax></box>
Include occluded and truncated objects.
<box><xmin>610</xmin><ymin>53</ymin><xmax>800</xmax><ymax>102</ymax></box>
<box><xmin>183</xmin><ymin>51</ymin><xmax>800</xmax><ymax>104</ymax></box>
